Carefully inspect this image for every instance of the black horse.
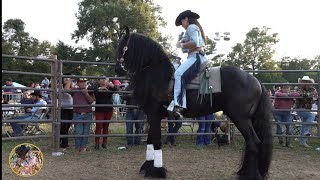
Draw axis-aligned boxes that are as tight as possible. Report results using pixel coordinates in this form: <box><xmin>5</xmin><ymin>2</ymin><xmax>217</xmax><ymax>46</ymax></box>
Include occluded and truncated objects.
<box><xmin>115</xmin><ymin>29</ymin><xmax>273</xmax><ymax>180</ymax></box>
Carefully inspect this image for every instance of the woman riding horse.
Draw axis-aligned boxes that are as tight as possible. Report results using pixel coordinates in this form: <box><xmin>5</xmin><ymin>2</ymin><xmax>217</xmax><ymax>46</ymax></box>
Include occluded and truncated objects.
<box><xmin>115</xmin><ymin>13</ymin><xmax>273</xmax><ymax>180</ymax></box>
<box><xmin>170</xmin><ymin>10</ymin><xmax>207</xmax><ymax>115</ymax></box>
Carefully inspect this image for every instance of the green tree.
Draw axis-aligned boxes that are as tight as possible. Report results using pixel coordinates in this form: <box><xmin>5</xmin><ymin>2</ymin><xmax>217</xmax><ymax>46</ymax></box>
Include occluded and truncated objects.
<box><xmin>255</xmin><ymin>60</ymin><xmax>286</xmax><ymax>89</ymax></box>
<box><xmin>2</xmin><ymin>19</ymin><xmax>53</xmax><ymax>85</ymax></box>
<box><xmin>224</xmin><ymin>26</ymin><xmax>279</xmax><ymax>70</ymax></box>
<box><xmin>280</xmin><ymin>56</ymin><xmax>318</xmax><ymax>83</ymax></box>
<box><xmin>310</xmin><ymin>55</ymin><xmax>320</xmax><ymax>70</ymax></box>
<box><xmin>72</xmin><ymin>0</ymin><xmax>169</xmax><ymax>66</ymax></box>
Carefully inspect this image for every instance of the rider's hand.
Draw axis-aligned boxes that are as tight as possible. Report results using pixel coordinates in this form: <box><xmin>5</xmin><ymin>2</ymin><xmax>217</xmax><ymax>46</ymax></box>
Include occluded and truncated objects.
<box><xmin>176</xmin><ymin>41</ymin><xmax>182</xmax><ymax>48</ymax></box>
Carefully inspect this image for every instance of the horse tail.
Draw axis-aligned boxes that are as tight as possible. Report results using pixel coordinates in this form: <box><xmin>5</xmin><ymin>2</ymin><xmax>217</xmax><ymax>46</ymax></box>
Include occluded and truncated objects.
<box><xmin>252</xmin><ymin>83</ymin><xmax>273</xmax><ymax>178</ymax></box>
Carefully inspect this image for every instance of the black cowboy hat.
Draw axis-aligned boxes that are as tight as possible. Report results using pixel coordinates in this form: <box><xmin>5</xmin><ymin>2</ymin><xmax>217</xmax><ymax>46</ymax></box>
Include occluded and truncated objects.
<box><xmin>15</xmin><ymin>145</ymin><xmax>31</xmax><ymax>158</ymax></box>
<box><xmin>30</xmin><ymin>90</ymin><xmax>44</xmax><ymax>98</ymax></box>
<box><xmin>175</xmin><ymin>10</ymin><xmax>200</xmax><ymax>26</ymax></box>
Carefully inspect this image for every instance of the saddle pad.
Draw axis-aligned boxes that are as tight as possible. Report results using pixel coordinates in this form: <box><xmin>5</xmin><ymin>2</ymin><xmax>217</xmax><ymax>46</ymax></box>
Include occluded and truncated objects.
<box><xmin>208</xmin><ymin>66</ymin><xmax>222</xmax><ymax>93</ymax></box>
<box><xmin>186</xmin><ymin>66</ymin><xmax>222</xmax><ymax>94</ymax></box>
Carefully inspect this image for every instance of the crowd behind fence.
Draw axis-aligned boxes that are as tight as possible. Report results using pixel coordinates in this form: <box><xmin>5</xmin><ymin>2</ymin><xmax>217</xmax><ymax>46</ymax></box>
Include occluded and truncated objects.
<box><xmin>2</xmin><ymin>54</ymin><xmax>320</xmax><ymax>152</ymax></box>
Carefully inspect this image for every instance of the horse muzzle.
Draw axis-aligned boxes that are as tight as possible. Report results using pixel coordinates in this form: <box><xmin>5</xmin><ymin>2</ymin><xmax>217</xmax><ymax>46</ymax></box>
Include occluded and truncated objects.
<box><xmin>115</xmin><ymin>62</ymin><xmax>128</xmax><ymax>77</ymax></box>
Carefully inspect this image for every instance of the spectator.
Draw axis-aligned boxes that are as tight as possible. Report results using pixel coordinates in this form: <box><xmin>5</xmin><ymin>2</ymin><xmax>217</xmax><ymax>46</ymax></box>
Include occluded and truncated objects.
<box><xmin>165</xmin><ymin>114</ymin><xmax>182</xmax><ymax>146</ymax></box>
<box><xmin>34</xmin><ymin>82</ymin><xmax>41</xmax><ymax>89</ymax></box>
<box><xmin>59</xmin><ymin>78</ymin><xmax>74</xmax><ymax>150</ymax></box>
<box><xmin>122</xmin><ymin>80</ymin><xmax>129</xmax><ymax>88</ymax></box>
<box><xmin>41</xmin><ymin>77</ymin><xmax>50</xmax><ymax>88</ymax></box>
<box><xmin>112</xmin><ymin>79</ymin><xmax>122</xmax><ymax>105</ymax></box>
<box><xmin>26</xmin><ymin>82</ymin><xmax>35</xmax><ymax>93</ymax></box>
<box><xmin>122</xmin><ymin>85</ymin><xmax>145</xmax><ymax>147</ymax></box>
<box><xmin>65</xmin><ymin>77</ymin><xmax>95</xmax><ymax>153</ymax></box>
<box><xmin>93</xmin><ymin>76</ymin><xmax>117</xmax><ymax>150</ymax></box>
<box><xmin>20</xmin><ymin>91</ymin><xmax>34</xmax><ymax>113</ymax></box>
<box><xmin>3</xmin><ymin>78</ymin><xmax>16</xmax><ymax>93</ymax></box>
<box><xmin>113</xmin><ymin>79</ymin><xmax>121</xmax><ymax>87</ymax></box>
<box><xmin>295</xmin><ymin>76</ymin><xmax>318</xmax><ymax>148</ymax></box>
<box><xmin>271</xmin><ymin>85</ymin><xmax>281</xmax><ymax>96</ymax></box>
<box><xmin>10</xmin><ymin>91</ymin><xmax>47</xmax><ymax>136</ymax></box>
<box><xmin>273</xmin><ymin>83</ymin><xmax>299</xmax><ymax>148</ymax></box>
<box><xmin>196</xmin><ymin>114</ymin><xmax>215</xmax><ymax>147</ymax></box>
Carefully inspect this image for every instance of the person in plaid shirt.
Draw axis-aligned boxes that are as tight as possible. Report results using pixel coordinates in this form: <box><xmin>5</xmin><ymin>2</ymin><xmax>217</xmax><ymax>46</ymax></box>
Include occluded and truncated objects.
<box><xmin>295</xmin><ymin>76</ymin><xmax>318</xmax><ymax>148</ymax></box>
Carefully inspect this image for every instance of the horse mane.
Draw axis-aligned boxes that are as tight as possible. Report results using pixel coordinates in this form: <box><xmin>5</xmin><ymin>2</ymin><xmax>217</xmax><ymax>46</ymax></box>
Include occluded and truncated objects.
<box><xmin>117</xmin><ymin>33</ymin><xmax>173</xmax><ymax>108</ymax></box>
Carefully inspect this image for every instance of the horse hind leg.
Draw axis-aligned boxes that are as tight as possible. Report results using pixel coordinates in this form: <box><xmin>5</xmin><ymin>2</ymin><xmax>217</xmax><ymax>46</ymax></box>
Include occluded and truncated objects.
<box><xmin>235</xmin><ymin>118</ymin><xmax>263</xmax><ymax>180</ymax></box>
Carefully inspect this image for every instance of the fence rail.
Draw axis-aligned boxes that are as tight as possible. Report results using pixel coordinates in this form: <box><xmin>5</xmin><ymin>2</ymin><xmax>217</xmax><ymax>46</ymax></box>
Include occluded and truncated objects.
<box><xmin>2</xmin><ymin>54</ymin><xmax>319</xmax><ymax>152</ymax></box>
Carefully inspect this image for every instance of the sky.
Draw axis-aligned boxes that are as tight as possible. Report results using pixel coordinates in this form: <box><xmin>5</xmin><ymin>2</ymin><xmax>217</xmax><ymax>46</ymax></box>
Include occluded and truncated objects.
<box><xmin>2</xmin><ymin>0</ymin><xmax>320</xmax><ymax>59</ymax></box>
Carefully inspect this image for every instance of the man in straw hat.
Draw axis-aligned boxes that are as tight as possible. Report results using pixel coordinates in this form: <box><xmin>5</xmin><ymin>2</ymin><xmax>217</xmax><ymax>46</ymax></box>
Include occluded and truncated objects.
<box><xmin>295</xmin><ymin>76</ymin><xmax>318</xmax><ymax>148</ymax></box>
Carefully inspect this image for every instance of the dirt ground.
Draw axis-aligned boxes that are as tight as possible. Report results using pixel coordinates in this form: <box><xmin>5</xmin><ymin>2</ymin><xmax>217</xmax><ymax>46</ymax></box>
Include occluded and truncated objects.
<box><xmin>2</xmin><ymin>136</ymin><xmax>320</xmax><ymax>180</ymax></box>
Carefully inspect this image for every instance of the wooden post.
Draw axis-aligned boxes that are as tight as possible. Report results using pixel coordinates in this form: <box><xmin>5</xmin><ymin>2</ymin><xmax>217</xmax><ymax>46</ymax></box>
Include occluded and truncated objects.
<box><xmin>317</xmin><ymin>71</ymin><xmax>320</xmax><ymax>137</ymax></box>
<box><xmin>50</xmin><ymin>55</ymin><xmax>59</xmax><ymax>153</ymax></box>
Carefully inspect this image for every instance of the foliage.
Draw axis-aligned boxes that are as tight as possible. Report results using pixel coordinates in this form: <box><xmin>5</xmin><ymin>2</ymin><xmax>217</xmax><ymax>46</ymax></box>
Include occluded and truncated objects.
<box><xmin>224</xmin><ymin>26</ymin><xmax>279</xmax><ymax>70</ymax></box>
<box><xmin>72</xmin><ymin>0</ymin><xmax>169</xmax><ymax>67</ymax></box>
<box><xmin>280</xmin><ymin>56</ymin><xmax>319</xmax><ymax>83</ymax></box>
<box><xmin>205</xmin><ymin>37</ymin><xmax>217</xmax><ymax>56</ymax></box>
<box><xmin>2</xmin><ymin>19</ymin><xmax>55</xmax><ymax>85</ymax></box>
<box><xmin>254</xmin><ymin>60</ymin><xmax>287</xmax><ymax>89</ymax></box>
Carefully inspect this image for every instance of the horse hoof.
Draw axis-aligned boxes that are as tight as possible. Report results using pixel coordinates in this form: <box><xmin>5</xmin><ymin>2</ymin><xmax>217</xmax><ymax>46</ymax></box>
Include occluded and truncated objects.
<box><xmin>139</xmin><ymin>160</ymin><xmax>153</xmax><ymax>174</ymax></box>
<box><xmin>145</xmin><ymin>166</ymin><xmax>167</xmax><ymax>178</ymax></box>
<box><xmin>237</xmin><ymin>172</ymin><xmax>263</xmax><ymax>180</ymax></box>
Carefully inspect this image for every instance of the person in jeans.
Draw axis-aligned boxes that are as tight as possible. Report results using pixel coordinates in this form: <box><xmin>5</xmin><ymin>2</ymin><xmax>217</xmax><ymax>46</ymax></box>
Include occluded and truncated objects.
<box><xmin>59</xmin><ymin>78</ymin><xmax>74</xmax><ymax>150</ymax></box>
<box><xmin>273</xmin><ymin>83</ymin><xmax>299</xmax><ymax>148</ymax></box>
<box><xmin>10</xmin><ymin>91</ymin><xmax>47</xmax><ymax>136</ymax></box>
<box><xmin>196</xmin><ymin>114</ymin><xmax>215</xmax><ymax>146</ymax></box>
<box><xmin>122</xmin><ymin>85</ymin><xmax>145</xmax><ymax>146</ymax></box>
<box><xmin>295</xmin><ymin>76</ymin><xmax>318</xmax><ymax>148</ymax></box>
<box><xmin>93</xmin><ymin>76</ymin><xmax>117</xmax><ymax>150</ymax></box>
<box><xmin>165</xmin><ymin>115</ymin><xmax>182</xmax><ymax>146</ymax></box>
<box><xmin>65</xmin><ymin>77</ymin><xmax>95</xmax><ymax>153</ymax></box>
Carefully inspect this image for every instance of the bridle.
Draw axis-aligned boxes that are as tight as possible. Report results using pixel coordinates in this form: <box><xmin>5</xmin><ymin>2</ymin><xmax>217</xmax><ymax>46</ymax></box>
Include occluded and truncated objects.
<box><xmin>117</xmin><ymin>34</ymin><xmax>131</xmax><ymax>73</ymax></box>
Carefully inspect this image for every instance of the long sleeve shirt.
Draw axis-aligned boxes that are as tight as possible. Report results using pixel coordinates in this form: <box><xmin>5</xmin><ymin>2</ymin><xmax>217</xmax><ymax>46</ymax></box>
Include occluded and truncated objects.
<box><xmin>31</xmin><ymin>99</ymin><xmax>47</xmax><ymax>117</ymax></box>
<box><xmin>273</xmin><ymin>90</ymin><xmax>300</xmax><ymax>109</ymax></box>
<box><xmin>295</xmin><ymin>86</ymin><xmax>318</xmax><ymax>109</ymax></box>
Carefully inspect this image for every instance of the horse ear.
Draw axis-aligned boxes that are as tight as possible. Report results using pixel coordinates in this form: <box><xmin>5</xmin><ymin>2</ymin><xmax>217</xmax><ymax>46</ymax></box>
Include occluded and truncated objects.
<box><xmin>125</xmin><ymin>26</ymin><xmax>130</xmax><ymax>35</ymax></box>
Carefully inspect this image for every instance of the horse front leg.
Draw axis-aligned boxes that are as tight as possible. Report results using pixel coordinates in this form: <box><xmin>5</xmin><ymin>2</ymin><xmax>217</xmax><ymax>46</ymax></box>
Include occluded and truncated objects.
<box><xmin>140</xmin><ymin>116</ymin><xmax>167</xmax><ymax>178</ymax></box>
<box><xmin>139</xmin><ymin>130</ymin><xmax>154</xmax><ymax>174</ymax></box>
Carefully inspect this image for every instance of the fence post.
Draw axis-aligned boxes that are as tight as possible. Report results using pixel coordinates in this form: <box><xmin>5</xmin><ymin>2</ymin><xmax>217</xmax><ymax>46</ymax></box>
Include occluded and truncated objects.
<box><xmin>50</xmin><ymin>55</ymin><xmax>60</xmax><ymax>153</ymax></box>
<box><xmin>317</xmin><ymin>71</ymin><xmax>320</xmax><ymax>137</ymax></box>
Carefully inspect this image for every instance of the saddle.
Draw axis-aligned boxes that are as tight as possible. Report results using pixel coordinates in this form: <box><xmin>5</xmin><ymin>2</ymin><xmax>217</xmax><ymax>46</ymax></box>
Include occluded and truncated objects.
<box><xmin>168</xmin><ymin>60</ymin><xmax>222</xmax><ymax>102</ymax></box>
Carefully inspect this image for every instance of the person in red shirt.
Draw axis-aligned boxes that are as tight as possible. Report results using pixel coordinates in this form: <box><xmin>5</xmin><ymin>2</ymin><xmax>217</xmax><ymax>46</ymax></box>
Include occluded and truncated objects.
<box><xmin>273</xmin><ymin>83</ymin><xmax>299</xmax><ymax>147</ymax></box>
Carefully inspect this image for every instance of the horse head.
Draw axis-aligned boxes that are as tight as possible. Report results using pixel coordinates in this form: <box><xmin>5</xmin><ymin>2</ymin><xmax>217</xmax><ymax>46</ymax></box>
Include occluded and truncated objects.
<box><xmin>115</xmin><ymin>28</ymin><xmax>174</xmax><ymax>106</ymax></box>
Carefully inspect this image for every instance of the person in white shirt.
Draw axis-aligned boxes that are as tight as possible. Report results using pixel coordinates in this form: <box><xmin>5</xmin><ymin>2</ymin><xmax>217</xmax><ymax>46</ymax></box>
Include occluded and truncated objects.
<box><xmin>10</xmin><ymin>91</ymin><xmax>47</xmax><ymax>136</ymax></box>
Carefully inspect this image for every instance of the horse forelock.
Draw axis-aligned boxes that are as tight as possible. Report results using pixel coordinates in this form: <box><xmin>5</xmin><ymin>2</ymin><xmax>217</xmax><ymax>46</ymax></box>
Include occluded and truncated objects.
<box><xmin>121</xmin><ymin>33</ymin><xmax>173</xmax><ymax>107</ymax></box>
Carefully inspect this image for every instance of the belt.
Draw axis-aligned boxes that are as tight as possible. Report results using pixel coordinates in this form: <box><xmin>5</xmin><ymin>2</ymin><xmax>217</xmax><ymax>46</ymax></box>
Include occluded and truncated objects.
<box><xmin>189</xmin><ymin>50</ymin><xmax>205</xmax><ymax>56</ymax></box>
<box><xmin>75</xmin><ymin>112</ymin><xmax>92</xmax><ymax>115</ymax></box>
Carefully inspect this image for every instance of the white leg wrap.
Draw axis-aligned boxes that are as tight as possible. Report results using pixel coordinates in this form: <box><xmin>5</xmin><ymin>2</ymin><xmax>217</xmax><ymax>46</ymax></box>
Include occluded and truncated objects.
<box><xmin>146</xmin><ymin>144</ymin><xmax>154</xmax><ymax>161</ymax></box>
<box><xmin>154</xmin><ymin>150</ymin><xmax>163</xmax><ymax>168</ymax></box>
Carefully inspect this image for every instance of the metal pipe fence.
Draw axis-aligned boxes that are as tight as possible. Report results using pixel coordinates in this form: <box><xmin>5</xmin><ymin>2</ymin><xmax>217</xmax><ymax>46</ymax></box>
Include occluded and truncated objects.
<box><xmin>2</xmin><ymin>54</ymin><xmax>319</xmax><ymax>147</ymax></box>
